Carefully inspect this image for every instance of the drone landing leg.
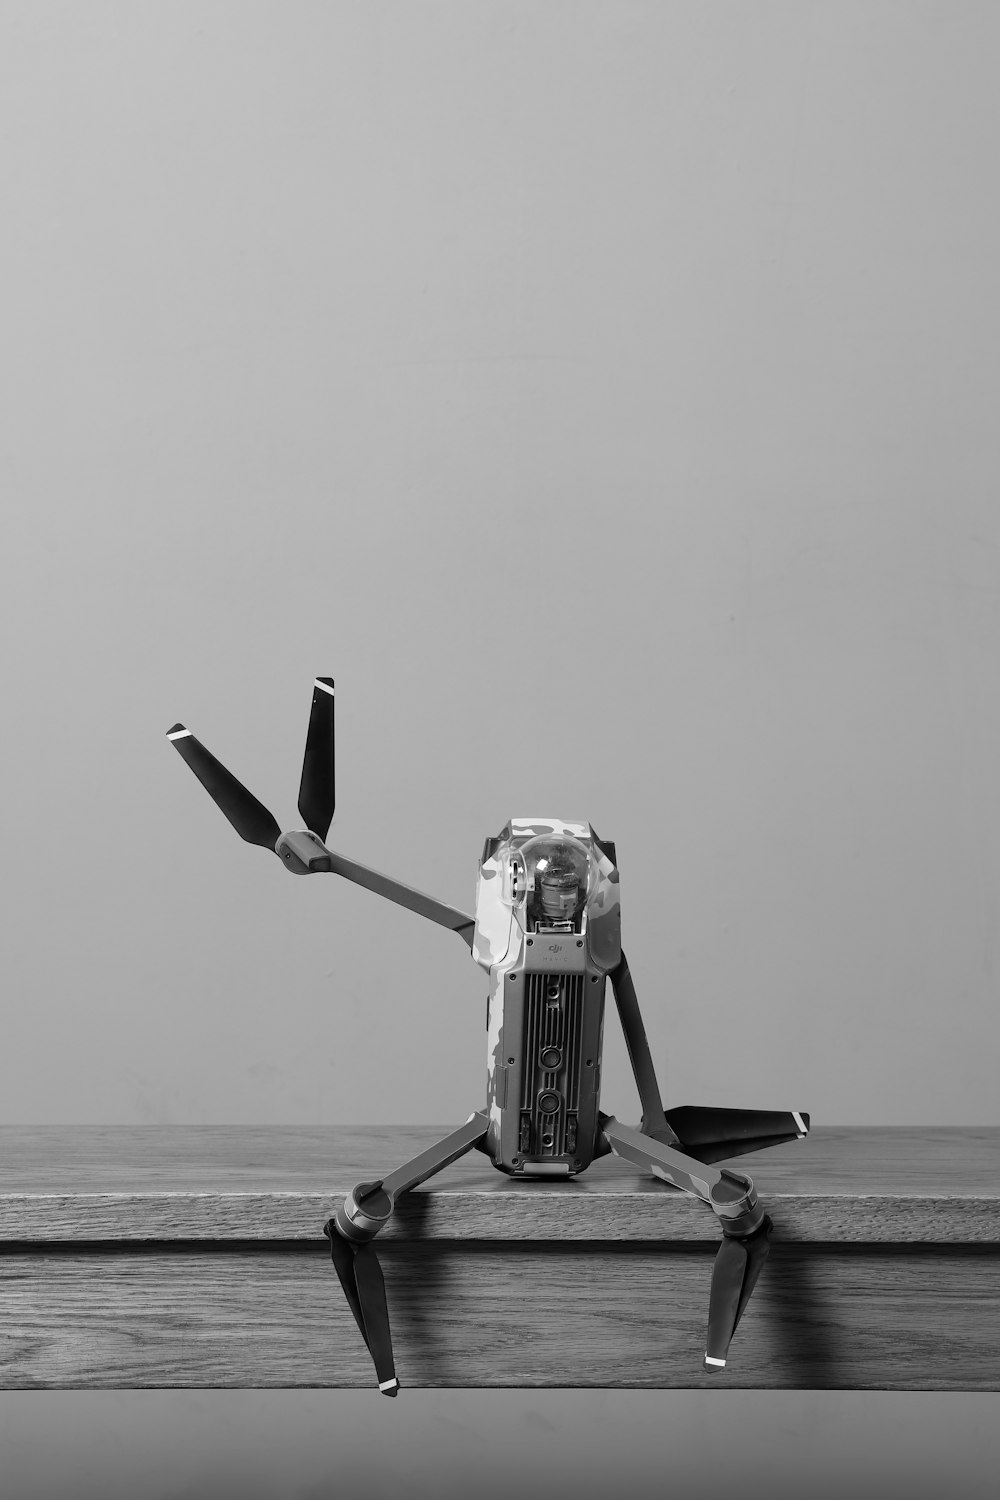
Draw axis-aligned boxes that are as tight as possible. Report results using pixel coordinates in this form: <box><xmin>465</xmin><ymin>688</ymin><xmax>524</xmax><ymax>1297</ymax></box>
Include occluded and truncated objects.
<box><xmin>599</xmin><ymin>1113</ymin><xmax>772</xmax><ymax>1370</ymax></box>
<box><xmin>323</xmin><ymin>1111</ymin><xmax>489</xmax><ymax>1395</ymax></box>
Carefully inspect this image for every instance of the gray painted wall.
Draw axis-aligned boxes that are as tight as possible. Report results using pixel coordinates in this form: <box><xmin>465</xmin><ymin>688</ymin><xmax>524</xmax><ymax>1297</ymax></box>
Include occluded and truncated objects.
<box><xmin>2</xmin><ymin>3</ymin><xmax>998</xmax><ymax>1495</ymax></box>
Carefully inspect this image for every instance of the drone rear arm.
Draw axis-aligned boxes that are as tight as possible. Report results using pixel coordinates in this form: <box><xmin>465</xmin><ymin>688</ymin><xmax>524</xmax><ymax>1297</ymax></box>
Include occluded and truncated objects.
<box><xmin>609</xmin><ymin>951</ymin><xmax>679</xmax><ymax>1145</ymax></box>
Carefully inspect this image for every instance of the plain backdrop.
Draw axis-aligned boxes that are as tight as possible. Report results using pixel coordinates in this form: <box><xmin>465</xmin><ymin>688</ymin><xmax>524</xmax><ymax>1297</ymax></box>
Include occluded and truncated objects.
<box><xmin>1</xmin><ymin>2</ymin><xmax>998</xmax><ymax>1497</ymax></box>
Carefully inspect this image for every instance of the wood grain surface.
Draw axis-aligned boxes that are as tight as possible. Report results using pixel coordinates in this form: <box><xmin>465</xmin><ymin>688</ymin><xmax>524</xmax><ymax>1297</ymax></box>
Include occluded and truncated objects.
<box><xmin>1</xmin><ymin>1127</ymin><xmax>997</xmax><ymax>1389</ymax></box>
<box><xmin>1</xmin><ymin>1244</ymin><xmax>997</xmax><ymax>1391</ymax></box>
<box><xmin>1</xmin><ymin>1126</ymin><xmax>998</xmax><ymax>1243</ymax></box>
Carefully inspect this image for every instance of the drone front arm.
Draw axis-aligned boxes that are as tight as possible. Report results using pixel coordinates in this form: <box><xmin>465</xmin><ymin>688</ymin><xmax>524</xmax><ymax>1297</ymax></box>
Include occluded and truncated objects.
<box><xmin>276</xmin><ymin>830</ymin><xmax>475</xmax><ymax>947</ymax></box>
<box><xmin>609</xmin><ymin>952</ymin><xmax>679</xmax><ymax>1145</ymax></box>
<box><xmin>599</xmin><ymin>1114</ymin><xmax>771</xmax><ymax>1368</ymax></box>
<box><xmin>326</xmin><ymin>1112</ymin><xmax>490</xmax><ymax>1395</ymax></box>
<box><xmin>328</xmin><ymin>849</ymin><xmax>477</xmax><ymax>947</ymax></box>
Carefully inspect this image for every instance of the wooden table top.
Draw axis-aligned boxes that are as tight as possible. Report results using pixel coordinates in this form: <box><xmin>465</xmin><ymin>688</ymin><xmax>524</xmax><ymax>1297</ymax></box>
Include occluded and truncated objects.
<box><xmin>1</xmin><ymin>1125</ymin><xmax>997</xmax><ymax>1244</ymax></box>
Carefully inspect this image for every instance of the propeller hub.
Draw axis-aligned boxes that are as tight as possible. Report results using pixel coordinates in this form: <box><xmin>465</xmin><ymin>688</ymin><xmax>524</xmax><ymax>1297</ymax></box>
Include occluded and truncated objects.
<box><xmin>709</xmin><ymin>1168</ymin><xmax>761</xmax><ymax>1230</ymax></box>
<box><xmin>337</xmin><ymin>1181</ymin><xmax>392</xmax><ymax>1242</ymax></box>
<box><xmin>276</xmin><ymin>829</ymin><xmax>333</xmax><ymax>874</ymax></box>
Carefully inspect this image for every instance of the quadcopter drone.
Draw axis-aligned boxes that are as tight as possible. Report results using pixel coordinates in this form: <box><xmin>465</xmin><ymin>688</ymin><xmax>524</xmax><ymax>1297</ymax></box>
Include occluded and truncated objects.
<box><xmin>168</xmin><ymin>677</ymin><xmax>809</xmax><ymax>1396</ymax></box>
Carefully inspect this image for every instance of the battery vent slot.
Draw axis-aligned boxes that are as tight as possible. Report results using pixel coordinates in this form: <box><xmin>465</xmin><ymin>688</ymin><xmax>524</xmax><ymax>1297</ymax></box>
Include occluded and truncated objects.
<box><xmin>520</xmin><ymin>972</ymin><xmax>584</xmax><ymax>1156</ymax></box>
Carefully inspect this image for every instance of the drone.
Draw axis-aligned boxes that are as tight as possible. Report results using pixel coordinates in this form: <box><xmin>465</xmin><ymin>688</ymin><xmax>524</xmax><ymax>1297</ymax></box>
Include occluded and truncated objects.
<box><xmin>168</xmin><ymin>677</ymin><xmax>809</xmax><ymax>1396</ymax></box>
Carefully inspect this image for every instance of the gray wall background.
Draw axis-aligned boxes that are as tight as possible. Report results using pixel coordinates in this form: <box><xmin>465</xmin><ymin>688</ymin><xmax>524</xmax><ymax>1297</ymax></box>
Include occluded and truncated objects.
<box><xmin>1</xmin><ymin>3</ymin><xmax>998</xmax><ymax>1496</ymax></box>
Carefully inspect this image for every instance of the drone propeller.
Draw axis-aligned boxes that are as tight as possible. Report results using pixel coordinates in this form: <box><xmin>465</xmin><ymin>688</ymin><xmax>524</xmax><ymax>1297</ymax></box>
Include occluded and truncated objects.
<box><xmin>324</xmin><ymin>1201</ymin><xmax>399</xmax><ymax>1396</ymax></box>
<box><xmin>704</xmin><ymin>1214</ymin><xmax>772</xmax><ymax>1369</ymax></box>
<box><xmin>667</xmin><ymin>1106</ymin><xmax>810</xmax><ymax>1165</ymax></box>
<box><xmin>297</xmin><ymin>677</ymin><xmax>336</xmax><ymax>841</ymax></box>
<box><xmin>166</xmin><ymin>725</ymin><xmax>282</xmax><ymax>851</ymax></box>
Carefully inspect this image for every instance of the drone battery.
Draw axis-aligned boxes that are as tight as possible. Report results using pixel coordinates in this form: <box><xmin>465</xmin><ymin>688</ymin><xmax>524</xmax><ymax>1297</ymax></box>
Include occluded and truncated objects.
<box><xmin>487</xmin><ymin>961</ymin><xmax>606</xmax><ymax>1175</ymax></box>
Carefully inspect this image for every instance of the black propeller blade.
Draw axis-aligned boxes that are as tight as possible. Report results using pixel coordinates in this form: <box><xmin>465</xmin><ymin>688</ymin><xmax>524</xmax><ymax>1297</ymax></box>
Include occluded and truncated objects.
<box><xmin>704</xmin><ymin>1214</ymin><xmax>772</xmax><ymax>1369</ymax></box>
<box><xmin>667</xmin><ymin>1106</ymin><xmax>810</xmax><ymax>1164</ymax></box>
<box><xmin>324</xmin><ymin>1210</ymin><xmax>399</xmax><ymax>1396</ymax></box>
<box><xmin>297</xmin><ymin>677</ymin><xmax>335</xmax><ymax>841</ymax></box>
<box><xmin>166</xmin><ymin>725</ymin><xmax>282</xmax><ymax>851</ymax></box>
<box><xmin>352</xmin><ymin>1242</ymin><xmax>398</xmax><ymax>1394</ymax></box>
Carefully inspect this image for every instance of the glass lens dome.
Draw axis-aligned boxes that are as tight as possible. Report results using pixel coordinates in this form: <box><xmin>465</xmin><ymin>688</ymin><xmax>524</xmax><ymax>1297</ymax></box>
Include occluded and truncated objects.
<box><xmin>519</xmin><ymin>834</ymin><xmax>593</xmax><ymax>924</ymax></box>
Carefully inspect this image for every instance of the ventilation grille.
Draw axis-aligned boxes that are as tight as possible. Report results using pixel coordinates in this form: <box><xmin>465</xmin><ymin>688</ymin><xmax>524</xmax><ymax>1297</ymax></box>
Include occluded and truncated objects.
<box><xmin>520</xmin><ymin>972</ymin><xmax>584</xmax><ymax>1156</ymax></box>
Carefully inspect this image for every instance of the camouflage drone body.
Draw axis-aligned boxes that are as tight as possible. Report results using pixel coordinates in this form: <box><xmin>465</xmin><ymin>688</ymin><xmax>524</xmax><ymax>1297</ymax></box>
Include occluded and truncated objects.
<box><xmin>475</xmin><ymin>818</ymin><xmax>621</xmax><ymax>1176</ymax></box>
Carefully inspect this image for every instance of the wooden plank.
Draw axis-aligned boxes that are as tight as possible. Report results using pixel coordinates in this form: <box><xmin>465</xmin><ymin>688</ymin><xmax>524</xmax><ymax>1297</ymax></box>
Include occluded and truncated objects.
<box><xmin>1</xmin><ymin>1243</ymin><xmax>997</xmax><ymax>1391</ymax></box>
<box><xmin>1</xmin><ymin>1127</ymin><xmax>998</xmax><ymax>1243</ymax></box>
<box><xmin>1</xmin><ymin>1127</ymin><xmax>997</xmax><ymax>1390</ymax></box>
<box><xmin>3</xmin><ymin>1125</ymin><xmax>998</xmax><ymax>1194</ymax></box>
